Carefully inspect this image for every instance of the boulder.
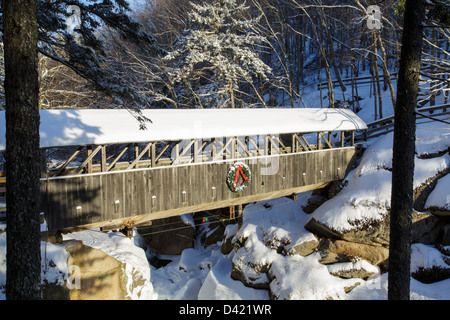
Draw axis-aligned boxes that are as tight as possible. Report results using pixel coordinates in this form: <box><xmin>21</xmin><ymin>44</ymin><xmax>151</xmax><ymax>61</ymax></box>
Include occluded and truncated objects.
<box><xmin>305</xmin><ymin>210</ymin><xmax>441</xmax><ymax>247</ymax></box>
<box><xmin>326</xmin><ymin>259</ymin><xmax>379</xmax><ymax>280</ymax></box>
<box><xmin>302</xmin><ymin>194</ymin><xmax>328</xmax><ymax>214</ymax></box>
<box><xmin>66</xmin><ymin>241</ymin><xmax>129</xmax><ymax>300</ymax></box>
<box><xmin>442</xmin><ymin>224</ymin><xmax>450</xmax><ymax>247</ymax></box>
<box><xmin>304</xmin><ymin>215</ymin><xmax>390</xmax><ymax>246</ymax></box>
<box><xmin>318</xmin><ymin>239</ymin><xmax>389</xmax><ymax>269</ymax></box>
<box><xmin>286</xmin><ymin>237</ymin><xmax>319</xmax><ymax>257</ymax></box>
<box><xmin>230</xmin><ymin>257</ymin><xmax>271</xmax><ymax>290</ymax></box>
<box><xmin>411</xmin><ymin>211</ymin><xmax>441</xmax><ymax>244</ymax></box>
<box><xmin>220</xmin><ymin>224</ymin><xmax>239</xmax><ymax>255</ymax></box>
<box><xmin>423</xmin><ymin>172</ymin><xmax>450</xmax><ymax>217</ymax></box>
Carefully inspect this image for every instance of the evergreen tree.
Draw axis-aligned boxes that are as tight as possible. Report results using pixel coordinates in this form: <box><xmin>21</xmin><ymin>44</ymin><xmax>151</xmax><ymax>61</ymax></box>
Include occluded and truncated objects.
<box><xmin>164</xmin><ymin>0</ymin><xmax>271</xmax><ymax>108</ymax></box>
<box><xmin>1</xmin><ymin>0</ymin><xmax>163</xmax><ymax>111</ymax></box>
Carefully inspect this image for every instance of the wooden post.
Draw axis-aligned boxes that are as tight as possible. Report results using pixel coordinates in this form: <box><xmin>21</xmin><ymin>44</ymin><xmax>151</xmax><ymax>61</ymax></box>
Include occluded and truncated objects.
<box><xmin>317</xmin><ymin>132</ymin><xmax>322</xmax><ymax>150</ymax></box>
<box><xmin>101</xmin><ymin>146</ymin><xmax>107</xmax><ymax>172</ymax></box>
<box><xmin>151</xmin><ymin>143</ymin><xmax>156</xmax><ymax>167</ymax></box>
<box><xmin>287</xmin><ymin>193</ymin><xmax>298</xmax><ymax>201</ymax></box>
<box><xmin>236</xmin><ymin>204</ymin><xmax>243</xmax><ymax>217</ymax></box>
<box><xmin>292</xmin><ymin>134</ymin><xmax>297</xmax><ymax>153</ymax></box>
<box><xmin>229</xmin><ymin>206</ymin><xmax>235</xmax><ymax>220</ymax></box>
<box><xmin>265</xmin><ymin>134</ymin><xmax>270</xmax><ymax>155</ymax></box>
<box><xmin>230</xmin><ymin>137</ymin><xmax>237</xmax><ymax>159</ymax></box>
<box><xmin>121</xmin><ymin>226</ymin><xmax>133</xmax><ymax>238</ymax></box>
<box><xmin>87</xmin><ymin>145</ymin><xmax>93</xmax><ymax>173</ymax></box>
<box><xmin>211</xmin><ymin>138</ymin><xmax>216</xmax><ymax>159</ymax></box>
<box><xmin>174</xmin><ymin>141</ymin><xmax>180</xmax><ymax>164</ymax></box>
<box><xmin>193</xmin><ymin>139</ymin><xmax>199</xmax><ymax>163</ymax></box>
<box><xmin>134</xmin><ymin>143</ymin><xmax>139</xmax><ymax>162</ymax></box>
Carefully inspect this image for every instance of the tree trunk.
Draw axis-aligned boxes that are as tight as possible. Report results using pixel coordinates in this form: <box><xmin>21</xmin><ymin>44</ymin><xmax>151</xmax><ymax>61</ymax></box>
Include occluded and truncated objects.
<box><xmin>229</xmin><ymin>80</ymin><xmax>235</xmax><ymax>108</ymax></box>
<box><xmin>321</xmin><ymin>11</ymin><xmax>346</xmax><ymax>95</ymax></box>
<box><xmin>388</xmin><ymin>0</ymin><xmax>426</xmax><ymax>301</ymax></box>
<box><xmin>430</xmin><ymin>28</ymin><xmax>437</xmax><ymax>106</ymax></box>
<box><xmin>373</xmin><ymin>33</ymin><xmax>383</xmax><ymax>119</ymax></box>
<box><xmin>370</xmin><ymin>48</ymin><xmax>378</xmax><ymax>120</ymax></box>
<box><xmin>4</xmin><ymin>0</ymin><xmax>42</xmax><ymax>299</ymax></box>
<box><xmin>377</xmin><ymin>32</ymin><xmax>397</xmax><ymax>109</ymax></box>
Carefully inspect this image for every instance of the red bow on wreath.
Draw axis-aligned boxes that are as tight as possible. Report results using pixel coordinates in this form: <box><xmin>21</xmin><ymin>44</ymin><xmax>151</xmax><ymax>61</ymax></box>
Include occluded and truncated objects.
<box><xmin>233</xmin><ymin>164</ymin><xmax>250</xmax><ymax>189</ymax></box>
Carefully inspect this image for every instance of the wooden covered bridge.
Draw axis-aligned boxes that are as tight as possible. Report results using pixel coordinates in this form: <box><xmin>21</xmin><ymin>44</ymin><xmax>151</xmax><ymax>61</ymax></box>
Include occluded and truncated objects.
<box><xmin>0</xmin><ymin>108</ymin><xmax>367</xmax><ymax>234</ymax></box>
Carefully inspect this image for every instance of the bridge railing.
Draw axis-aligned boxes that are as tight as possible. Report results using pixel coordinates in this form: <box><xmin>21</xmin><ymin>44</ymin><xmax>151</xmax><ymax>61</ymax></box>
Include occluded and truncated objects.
<box><xmin>43</xmin><ymin>129</ymin><xmax>358</xmax><ymax>177</ymax></box>
<box><xmin>362</xmin><ymin>104</ymin><xmax>450</xmax><ymax>141</ymax></box>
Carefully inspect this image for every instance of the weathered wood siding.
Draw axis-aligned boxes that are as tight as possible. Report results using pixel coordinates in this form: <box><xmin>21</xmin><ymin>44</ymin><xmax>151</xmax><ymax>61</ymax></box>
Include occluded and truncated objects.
<box><xmin>41</xmin><ymin>147</ymin><xmax>356</xmax><ymax>231</ymax></box>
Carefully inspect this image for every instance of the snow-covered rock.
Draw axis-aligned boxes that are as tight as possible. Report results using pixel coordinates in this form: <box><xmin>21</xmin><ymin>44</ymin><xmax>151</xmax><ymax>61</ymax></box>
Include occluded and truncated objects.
<box><xmin>424</xmin><ymin>173</ymin><xmax>450</xmax><ymax>217</ymax></box>
<box><xmin>268</xmin><ymin>253</ymin><xmax>361</xmax><ymax>300</ymax></box>
<box><xmin>61</xmin><ymin>230</ymin><xmax>158</xmax><ymax>300</ymax></box>
<box><xmin>305</xmin><ymin>122</ymin><xmax>449</xmax><ymax>246</ymax></box>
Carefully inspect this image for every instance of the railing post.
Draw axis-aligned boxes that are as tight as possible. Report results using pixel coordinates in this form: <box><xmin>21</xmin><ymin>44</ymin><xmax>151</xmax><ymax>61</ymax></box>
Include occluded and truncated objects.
<box><xmin>317</xmin><ymin>132</ymin><xmax>322</xmax><ymax>150</ymax></box>
<box><xmin>193</xmin><ymin>138</ymin><xmax>199</xmax><ymax>163</ymax></box>
<box><xmin>151</xmin><ymin>142</ymin><xmax>156</xmax><ymax>167</ymax></box>
<box><xmin>211</xmin><ymin>138</ymin><xmax>216</xmax><ymax>159</ymax></box>
<box><xmin>87</xmin><ymin>145</ymin><xmax>93</xmax><ymax>173</ymax></box>
<box><xmin>230</xmin><ymin>137</ymin><xmax>237</xmax><ymax>159</ymax></box>
<box><xmin>101</xmin><ymin>145</ymin><xmax>107</xmax><ymax>172</ymax></box>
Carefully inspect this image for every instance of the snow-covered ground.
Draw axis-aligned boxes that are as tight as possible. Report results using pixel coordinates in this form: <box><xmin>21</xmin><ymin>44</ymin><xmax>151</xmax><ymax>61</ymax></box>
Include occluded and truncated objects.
<box><xmin>1</xmin><ymin>69</ymin><xmax>449</xmax><ymax>300</ymax></box>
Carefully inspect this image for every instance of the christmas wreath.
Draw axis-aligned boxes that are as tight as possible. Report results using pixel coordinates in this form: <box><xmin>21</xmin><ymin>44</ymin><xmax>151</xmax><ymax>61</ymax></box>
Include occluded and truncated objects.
<box><xmin>226</xmin><ymin>162</ymin><xmax>251</xmax><ymax>193</ymax></box>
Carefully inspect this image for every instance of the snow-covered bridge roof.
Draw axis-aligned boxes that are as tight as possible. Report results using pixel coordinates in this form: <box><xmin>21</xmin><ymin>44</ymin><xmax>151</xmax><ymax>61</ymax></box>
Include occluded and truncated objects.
<box><xmin>0</xmin><ymin>108</ymin><xmax>367</xmax><ymax>149</ymax></box>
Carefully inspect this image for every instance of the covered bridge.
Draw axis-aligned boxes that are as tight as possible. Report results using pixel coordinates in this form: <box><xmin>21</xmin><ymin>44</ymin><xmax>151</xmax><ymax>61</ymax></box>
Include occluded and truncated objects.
<box><xmin>0</xmin><ymin>108</ymin><xmax>367</xmax><ymax>233</ymax></box>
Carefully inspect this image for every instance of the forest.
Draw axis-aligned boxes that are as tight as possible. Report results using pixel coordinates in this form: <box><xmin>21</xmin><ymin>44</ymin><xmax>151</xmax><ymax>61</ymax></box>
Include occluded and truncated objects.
<box><xmin>0</xmin><ymin>0</ymin><xmax>449</xmax><ymax>121</ymax></box>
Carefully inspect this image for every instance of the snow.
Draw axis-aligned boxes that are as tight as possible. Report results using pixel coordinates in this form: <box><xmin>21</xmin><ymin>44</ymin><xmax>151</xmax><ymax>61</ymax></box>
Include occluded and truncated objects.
<box><xmin>0</xmin><ymin>108</ymin><xmax>367</xmax><ymax>150</ymax></box>
<box><xmin>425</xmin><ymin>173</ymin><xmax>450</xmax><ymax>211</ymax></box>
<box><xmin>198</xmin><ymin>257</ymin><xmax>269</xmax><ymax>300</ymax></box>
<box><xmin>326</xmin><ymin>258</ymin><xmax>380</xmax><ymax>276</ymax></box>
<box><xmin>269</xmin><ymin>253</ymin><xmax>361</xmax><ymax>300</ymax></box>
<box><xmin>411</xmin><ymin>243</ymin><xmax>450</xmax><ymax>273</ymax></box>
